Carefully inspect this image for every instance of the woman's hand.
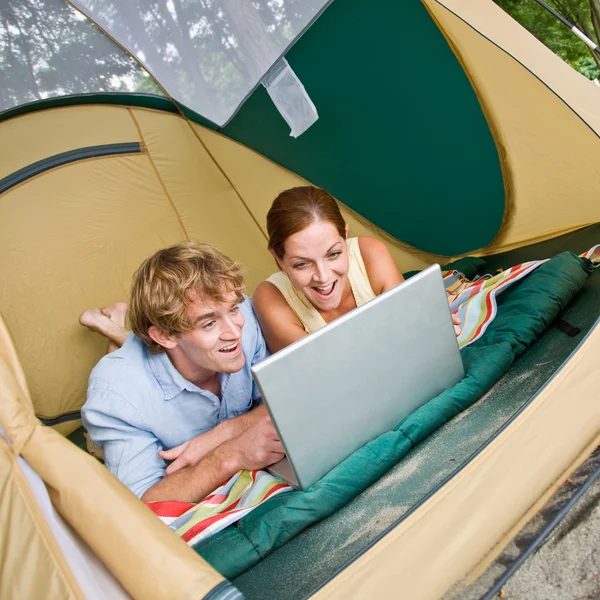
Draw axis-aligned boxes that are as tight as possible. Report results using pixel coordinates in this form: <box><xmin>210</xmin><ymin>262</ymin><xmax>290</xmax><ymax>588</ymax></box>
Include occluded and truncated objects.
<box><xmin>451</xmin><ymin>313</ymin><xmax>461</xmax><ymax>336</ymax></box>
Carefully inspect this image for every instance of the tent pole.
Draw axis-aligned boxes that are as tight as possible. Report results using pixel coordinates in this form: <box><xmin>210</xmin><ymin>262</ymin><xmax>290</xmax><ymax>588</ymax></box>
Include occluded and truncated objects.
<box><xmin>530</xmin><ymin>0</ymin><xmax>600</xmax><ymax>56</ymax></box>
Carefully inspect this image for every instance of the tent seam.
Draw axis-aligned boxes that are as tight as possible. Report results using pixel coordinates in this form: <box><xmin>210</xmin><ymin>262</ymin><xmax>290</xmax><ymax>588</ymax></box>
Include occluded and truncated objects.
<box><xmin>126</xmin><ymin>108</ymin><xmax>190</xmax><ymax>242</ymax></box>
<box><xmin>183</xmin><ymin>122</ymin><xmax>269</xmax><ymax>242</ymax></box>
<box><xmin>64</xmin><ymin>0</ymin><xmax>267</xmax><ymax>243</ymax></box>
<box><xmin>429</xmin><ymin>0</ymin><xmax>600</xmax><ymax>142</ymax></box>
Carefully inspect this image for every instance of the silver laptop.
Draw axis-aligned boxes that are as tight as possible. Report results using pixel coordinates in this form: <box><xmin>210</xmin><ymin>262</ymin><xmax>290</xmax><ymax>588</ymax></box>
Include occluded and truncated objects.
<box><xmin>251</xmin><ymin>264</ymin><xmax>464</xmax><ymax>490</ymax></box>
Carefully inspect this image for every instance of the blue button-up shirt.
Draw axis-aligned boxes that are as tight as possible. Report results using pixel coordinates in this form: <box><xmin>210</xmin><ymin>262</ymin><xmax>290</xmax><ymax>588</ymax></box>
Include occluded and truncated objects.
<box><xmin>81</xmin><ymin>298</ymin><xmax>268</xmax><ymax>498</ymax></box>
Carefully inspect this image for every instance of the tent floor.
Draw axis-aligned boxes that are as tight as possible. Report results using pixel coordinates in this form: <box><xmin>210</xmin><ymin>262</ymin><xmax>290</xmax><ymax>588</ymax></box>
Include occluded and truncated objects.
<box><xmin>232</xmin><ymin>224</ymin><xmax>600</xmax><ymax>600</ymax></box>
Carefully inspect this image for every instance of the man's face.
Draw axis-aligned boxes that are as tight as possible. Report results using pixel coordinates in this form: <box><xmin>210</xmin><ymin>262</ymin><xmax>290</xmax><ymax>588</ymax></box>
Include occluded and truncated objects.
<box><xmin>171</xmin><ymin>291</ymin><xmax>246</xmax><ymax>375</ymax></box>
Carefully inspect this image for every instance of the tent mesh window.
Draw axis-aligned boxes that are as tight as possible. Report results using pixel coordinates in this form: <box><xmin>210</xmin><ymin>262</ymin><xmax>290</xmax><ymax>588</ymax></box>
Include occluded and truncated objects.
<box><xmin>70</xmin><ymin>0</ymin><xmax>331</xmax><ymax>126</ymax></box>
<box><xmin>0</xmin><ymin>0</ymin><xmax>164</xmax><ymax>114</ymax></box>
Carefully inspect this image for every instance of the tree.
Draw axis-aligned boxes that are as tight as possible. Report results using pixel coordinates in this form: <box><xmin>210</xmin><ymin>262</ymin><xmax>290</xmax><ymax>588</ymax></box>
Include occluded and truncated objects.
<box><xmin>0</xmin><ymin>0</ymin><xmax>148</xmax><ymax>111</ymax></box>
<box><xmin>494</xmin><ymin>0</ymin><xmax>600</xmax><ymax>79</ymax></box>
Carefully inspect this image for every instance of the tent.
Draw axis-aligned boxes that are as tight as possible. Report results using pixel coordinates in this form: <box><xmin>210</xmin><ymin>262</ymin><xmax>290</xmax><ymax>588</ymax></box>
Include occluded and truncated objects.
<box><xmin>1</xmin><ymin>0</ymin><xmax>599</xmax><ymax>598</ymax></box>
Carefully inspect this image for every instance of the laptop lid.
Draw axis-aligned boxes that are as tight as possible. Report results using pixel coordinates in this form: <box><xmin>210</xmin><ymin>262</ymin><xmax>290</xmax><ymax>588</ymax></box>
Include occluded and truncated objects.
<box><xmin>251</xmin><ymin>264</ymin><xmax>464</xmax><ymax>490</ymax></box>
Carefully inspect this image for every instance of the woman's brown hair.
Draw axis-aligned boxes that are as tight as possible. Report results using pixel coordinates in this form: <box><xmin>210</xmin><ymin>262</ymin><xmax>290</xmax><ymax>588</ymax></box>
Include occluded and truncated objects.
<box><xmin>267</xmin><ymin>186</ymin><xmax>346</xmax><ymax>259</ymax></box>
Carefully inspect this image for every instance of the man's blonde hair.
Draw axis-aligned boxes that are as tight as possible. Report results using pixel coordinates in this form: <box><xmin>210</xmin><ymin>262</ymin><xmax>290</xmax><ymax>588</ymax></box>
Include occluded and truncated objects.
<box><xmin>129</xmin><ymin>241</ymin><xmax>245</xmax><ymax>353</ymax></box>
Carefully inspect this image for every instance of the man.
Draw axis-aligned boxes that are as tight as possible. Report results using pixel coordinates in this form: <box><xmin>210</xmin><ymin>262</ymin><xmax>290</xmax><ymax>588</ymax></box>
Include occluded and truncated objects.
<box><xmin>81</xmin><ymin>241</ymin><xmax>284</xmax><ymax>502</ymax></box>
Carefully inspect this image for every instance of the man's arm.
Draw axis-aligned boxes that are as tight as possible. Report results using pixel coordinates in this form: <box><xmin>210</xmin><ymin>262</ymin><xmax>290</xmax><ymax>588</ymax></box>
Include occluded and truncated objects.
<box><xmin>143</xmin><ymin>416</ymin><xmax>284</xmax><ymax>503</ymax></box>
<box><xmin>159</xmin><ymin>404</ymin><xmax>268</xmax><ymax>475</ymax></box>
<box><xmin>82</xmin><ymin>389</ymin><xmax>166</xmax><ymax>498</ymax></box>
<box><xmin>142</xmin><ymin>445</ymin><xmax>237</xmax><ymax>503</ymax></box>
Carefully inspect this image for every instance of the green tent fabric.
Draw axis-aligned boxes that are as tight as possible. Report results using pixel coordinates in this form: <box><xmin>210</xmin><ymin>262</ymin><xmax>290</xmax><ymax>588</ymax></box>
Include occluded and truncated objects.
<box><xmin>194</xmin><ymin>252</ymin><xmax>592</xmax><ymax>579</ymax></box>
<box><xmin>222</xmin><ymin>0</ymin><xmax>505</xmax><ymax>256</ymax></box>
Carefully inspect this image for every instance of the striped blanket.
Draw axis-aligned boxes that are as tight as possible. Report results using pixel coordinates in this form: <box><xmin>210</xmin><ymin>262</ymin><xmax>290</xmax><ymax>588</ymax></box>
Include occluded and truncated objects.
<box><xmin>452</xmin><ymin>244</ymin><xmax>599</xmax><ymax>348</ymax></box>
<box><xmin>148</xmin><ymin>245</ymin><xmax>599</xmax><ymax>545</ymax></box>
<box><xmin>147</xmin><ymin>470</ymin><xmax>290</xmax><ymax>546</ymax></box>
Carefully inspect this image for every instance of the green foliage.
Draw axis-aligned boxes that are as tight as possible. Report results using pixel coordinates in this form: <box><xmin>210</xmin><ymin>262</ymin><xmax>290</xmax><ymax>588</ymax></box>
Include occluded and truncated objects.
<box><xmin>0</xmin><ymin>0</ymin><xmax>160</xmax><ymax>110</ymax></box>
<box><xmin>129</xmin><ymin>72</ymin><xmax>164</xmax><ymax>95</ymax></box>
<box><xmin>494</xmin><ymin>0</ymin><xmax>600</xmax><ymax>78</ymax></box>
<box><xmin>107</xmin><ymin>0</ymin><xmax>318</xmax><ymax>123</ymax></box>
<box><xmin>7</xmin><ymin>0</ymin><xmax>597</xmax><ymax>119</ymax></box>
<box><xmin>573</xmin><ymin>54</ymin><xmax>600</xmax><ymax>78</ymax></box>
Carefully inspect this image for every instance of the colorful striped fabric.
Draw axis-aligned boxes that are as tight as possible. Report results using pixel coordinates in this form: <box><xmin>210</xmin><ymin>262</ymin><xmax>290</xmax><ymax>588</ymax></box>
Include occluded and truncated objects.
<box><xmin>450</xmin><ymin>245</ymin><xmax>599</xmax><ymax>348</ymax></box>
<box><xmin>581</xmin><ymin>244</ymin><xmax>600</xmax><ymax>263</ymax></box>
<box><xmin>147</xmin><ymin>469</ymin><xmax>290</xmax><ymax>546</ymax></box>
<box><xmin>147</xmin><ymin>245</ymin><xmax>599</xmax><ymax>544</ymax></box>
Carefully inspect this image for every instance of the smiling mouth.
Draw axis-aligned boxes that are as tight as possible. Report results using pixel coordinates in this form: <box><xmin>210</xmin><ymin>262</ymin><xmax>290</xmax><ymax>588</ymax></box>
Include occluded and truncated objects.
<box><xmin>312</xmin><ymin>281</ymin><xmax>336</xmax><ymax>298</ymax></box>
<box><xmin>219</xmin><ymin>340</ymin><xmax>240</xmax><ymax>353</ymax></box>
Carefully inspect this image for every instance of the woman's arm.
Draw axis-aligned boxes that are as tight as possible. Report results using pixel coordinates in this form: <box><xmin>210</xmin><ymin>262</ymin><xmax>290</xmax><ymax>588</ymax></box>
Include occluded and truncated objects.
<box><xmin>358</xmin><ymin>237</ymin><xmax>405</xmax><ymax>295</ymax></box>
<box><xmin>360</xmin><ymin>237</ymin><xmax>461</xmax><ymax>335</ymax></box>
<box><xmin>253</xmin><ymin>281</ymin><xmax>308</xmax><ymax>353</ymax></box>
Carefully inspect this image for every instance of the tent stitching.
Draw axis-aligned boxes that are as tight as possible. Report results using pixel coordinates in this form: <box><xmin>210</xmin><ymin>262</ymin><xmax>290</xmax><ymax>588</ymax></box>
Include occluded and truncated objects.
<box><xmin>64</xmin><ymin>0</ymin><xmax>269</xmax><ymax>244</ymax></box>
<box><xmin>127</xmin><ymin>108</ymin><xmax>190</xmax><ymax>242</ymax></box>
<box><xmin>430</xmin><ymin>0</ymin><xmax>600</xmax><ymax>141</ymax></box>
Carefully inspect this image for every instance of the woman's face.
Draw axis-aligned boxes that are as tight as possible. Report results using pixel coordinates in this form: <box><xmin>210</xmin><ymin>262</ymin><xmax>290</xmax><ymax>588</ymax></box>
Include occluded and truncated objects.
<box><xmin>277</xmin><ymin>220</ymin><xmax>349</xmax><ymax>312</ymax></box>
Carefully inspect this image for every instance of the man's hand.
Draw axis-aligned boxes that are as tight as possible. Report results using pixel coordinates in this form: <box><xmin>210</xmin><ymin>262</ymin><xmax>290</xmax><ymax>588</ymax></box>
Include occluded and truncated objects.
<box><xmin>142</xmin><ymin>414</ymin><xmax>284</xmax><ymax>504</ymax></box>
<box><xmin>159</xmin><ymin>433</ymin><xmax>214</xmax><ymax>476</ymax></box>
<box><xmin>159</xmin><ymin>404</ymin><xmax>269</xmax><ymax>475</ymax></box>
<box><xmin>225</xmin><ymin>415</ymin><xmax>285</xmax><ymax>472</ymax></box>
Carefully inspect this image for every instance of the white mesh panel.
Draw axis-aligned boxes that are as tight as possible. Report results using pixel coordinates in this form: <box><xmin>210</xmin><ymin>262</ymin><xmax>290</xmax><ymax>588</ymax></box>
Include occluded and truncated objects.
<box><xmin>70</xmin><ymin>0</ymin><xmax>330</xmax><ymax>126</ymax></box>
<box><xmin>0</xmin><ymin>0</ymin><xmax>163</xmax><ymax>114</ymax></box>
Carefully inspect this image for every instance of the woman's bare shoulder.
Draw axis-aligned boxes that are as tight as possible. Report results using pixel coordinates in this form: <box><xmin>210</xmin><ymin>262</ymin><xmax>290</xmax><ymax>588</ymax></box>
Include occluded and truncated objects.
<box><xmin>253</xmin><ymin>280</ymin><xmax>285</xmax><ymax>306</ymax></box>
<box><xmin>356</xmin><ymin>236</ymin><xmax>391</xmax><ymax>258</ymax></box>
<box><xmin>253</xmin><ymin>280</ymin><xmax>299</xmax><ymax>322</ymax></box>
<box><xmin>252</xmin><ymin>280</ymin><xmax>307</xmax><ymax>352</ymax></box>
<box><xmin>356</xmin><ymin>236</ymin><xmax>404</xmax><ymax>293</ymax></box>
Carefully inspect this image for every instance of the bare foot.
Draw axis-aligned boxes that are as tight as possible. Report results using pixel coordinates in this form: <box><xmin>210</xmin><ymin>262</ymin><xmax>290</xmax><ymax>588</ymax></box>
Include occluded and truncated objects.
<box><xmin>101</xmin><ymin>301</ymin><xmax>128</xmax><ymax>329</ymax></box>
<box><xmin>79</xmin><ymin>302</ymin><xmax>129</xmax><ymax>349</ymax></box>
<box><xmin>79</xmin><ymin>307</ymin><xmax>111</xmax><ymax>332</ymax></box>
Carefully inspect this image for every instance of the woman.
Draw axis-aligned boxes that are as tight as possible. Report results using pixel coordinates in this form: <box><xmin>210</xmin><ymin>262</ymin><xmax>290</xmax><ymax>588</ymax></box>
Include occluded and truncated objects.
<box><xmin>253</xmin><ymin>186</ymin><xmax>460</xmax><ymax>353</ymax></box>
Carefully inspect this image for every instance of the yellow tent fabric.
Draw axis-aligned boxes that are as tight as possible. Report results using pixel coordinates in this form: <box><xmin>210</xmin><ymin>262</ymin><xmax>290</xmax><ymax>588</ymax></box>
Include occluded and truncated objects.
<box><xmin>0</xmin><ymin>314</ymin><xmax>226</xmax><ymax>600</ymax></box>
<box><xmin>422</xmin><ymin>0</ymin><xmax>600</xmax><ymax>254</ymax></box>
<box><xmin>0</xmin><ymin>313</ymin><xmax>83</xmax><ymax>600</ymax></box>
<box><xmin>1</xmin><ymin>0</ymin><xmax>600</xmax><ymax>597</ymax></box>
